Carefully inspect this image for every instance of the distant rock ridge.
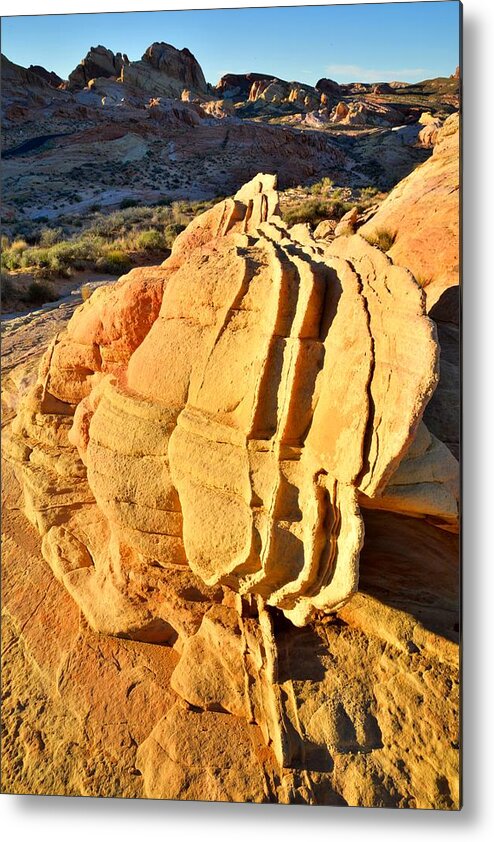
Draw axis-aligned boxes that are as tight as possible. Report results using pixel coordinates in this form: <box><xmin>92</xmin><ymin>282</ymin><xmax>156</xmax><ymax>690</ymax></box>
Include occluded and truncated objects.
<box><xmin>216</xmin><ymin>72</ymin><xmax>285</xmax><ymax>99</ymax></box>
<box><xmin>28</xmin><ymin>64</ymin><xmax>64</xmax><ymax>88</ymax></box>
<box><xmin>1</xmin><ymin>53</ymin><xmax>56</xmax><ymax>90</ymax></box>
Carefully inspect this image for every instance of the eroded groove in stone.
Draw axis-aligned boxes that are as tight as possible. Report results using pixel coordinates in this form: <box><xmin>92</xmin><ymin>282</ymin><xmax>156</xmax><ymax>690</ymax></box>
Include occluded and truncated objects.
<box><xmin>6</xmin><ymin>172</ymin><xmax>457</xmax><ymax>645</ymax></box>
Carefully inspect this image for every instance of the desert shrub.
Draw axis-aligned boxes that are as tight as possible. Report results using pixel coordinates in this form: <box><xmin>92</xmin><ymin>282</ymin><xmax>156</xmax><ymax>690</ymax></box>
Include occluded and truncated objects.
<box><xmin>120</xmin><ymin>197</ymin><xmax>140</xmax><ymax>209</ymax></box>
<box><xmin>23</xmin><ymin>280</ymin><xmax>58</xmax><ymax>305</ymax></box>
<box><xmin>39</xmin><ymin>227</ymin><xmax>63</xmax><ymax>247</ymax></box>
<box><xmin>10</xmin><ymin>239</ymin><xmax>28</xmax><ymax>254</ymax></box>
<box><xmin>1</xmin><ymin>275</ymin><xmax>16</xmax><ymax>303</ymax></box>
<box><xmin>16</xmin><ymin>236</ymin><xmax>107</xmax><ymax>276</ymax></box>
<box><xmin>88</xmin><ymin>212</ymin><xmax>126</xmax><ymax>239</ymax></box>
<box><xmin>2</xmin><ymin>239</ymin><xmax>29</xmax><ymax>270</ymax></box>
<box><xmin>163</xmin><ymin>222</ymin><xmax>186</xmax><ymax>248</ymax></box>
<box><xmin>309</xmin><ymin>176</ymin><xmax>334</xmax><ymax>196</ymax></box>
<box><xmin>96</xmin><ymin>249</ymin><xmax>132</xmax><ymax>275</ymax></box>
<box><xmin>328</xmin><ymin>200</ymin><xmax>354</xmax><ymax>219</ymax></box>
<box><xmin>20</xmin><ymin>247</ymin><xmax>51</xmax><ymax>269</ymax></box>
<box><xmin>363</xmin><ymin>227</ymin><xmax>396</xmax><ymax>252</ymax></box>
<box><xmin>360</xmin><ymin>185</ymin><xmax>380</xmax><ymax>199</ymax></box>
<box><xmin>283</xmin><ymin>199</ymin><xmax>352</xmax><ymax>227</ymax></box>
<box><xmin>1</xmin><ymin>235</ymin><xmax>9</xmax><ymax>252</ymax></box>
<box><xmin>137</xmin><ymin>229</ymin><xmax>166</xmax><ymax>251</ymax></box>
<box><xmin>283</xmin><ymin>200</ymin><xmax>330</xmax><ymax>226</ymax></box>
<box><xmin>1</xmin><ymin>251</ymin><xmax>19</xmax><ymax>271</ymax></box>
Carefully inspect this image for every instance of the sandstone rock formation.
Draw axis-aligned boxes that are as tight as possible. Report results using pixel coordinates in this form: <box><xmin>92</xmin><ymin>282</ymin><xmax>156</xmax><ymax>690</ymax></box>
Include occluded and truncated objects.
<box><xmin>3</xmin><ymin>172</ymin><xmax>460</xmax><ymax>805</ymax></box>
<box><xmin>3</xmin><ymin>46</ymin><xmax>457</xmax><ymax>225</ymax></box>
<box><xmin>316</xmin><ymin>77</ymin><xmax>342</xmax><ymax>96</ymax></box>
<box><xmin>333</xmin><ymin>205</ymin><xmax>358</xmax><ymax>236</ymax></box>
<box><xmin>360</xmin><ymin>113</ymin><xmax>460</xmax><ymax>459</ymax></box>
<box><xmin>121</xmin><ymin>42</ymin><xmax>207</xmax><ymax>98</ymax></box>
<box><xmin>417</xmin><ymin>111</ymin><xmax>444</xmax><ymax>147</ymax></box>
<box><xmin>248</xmin><ymin>79</ymin><xmax>320</xmax><ymax>112</ymax></box>
<box><xmin>330</xmin><ymin>99</ymin><xmax>405</xmax><ymax>127</ymax></box>
<box><xmin>360</xmin><ymin>112</ymin><xmax>459</xmax><ymax>297</ymax></box>
<box><xmin>216</xmin><ymin>72</ymin><xmax>284</xmax><ymax>99</ymax></box>
<box><xmin>372</xmin><ymin>83</ymin><xmax>393</xmax><ymax>94</ymax></box>
<box><xmin>6</xmin><ymin>172</ymin><xmax>457</xmax><ymax>631</ymax></box>
<box><xmin>67</xmin><ymin>45</ymin><xmax>129</xmax><ymax>91</ymax></box>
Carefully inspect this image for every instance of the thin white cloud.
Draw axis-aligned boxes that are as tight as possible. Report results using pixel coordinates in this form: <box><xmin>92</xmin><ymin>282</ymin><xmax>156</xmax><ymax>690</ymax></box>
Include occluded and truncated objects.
<box><xmin>325</xmin><ymin>64</ymin><xmax>429</xmax><ymax>83</ymax></box>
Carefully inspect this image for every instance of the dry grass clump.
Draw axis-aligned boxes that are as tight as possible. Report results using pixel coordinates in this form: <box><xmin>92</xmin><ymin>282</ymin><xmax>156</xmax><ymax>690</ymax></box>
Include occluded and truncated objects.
<box><xmin>363</xmin><ymin>227</ymin><xmax>396</xmax><ymax>252</ymax></box>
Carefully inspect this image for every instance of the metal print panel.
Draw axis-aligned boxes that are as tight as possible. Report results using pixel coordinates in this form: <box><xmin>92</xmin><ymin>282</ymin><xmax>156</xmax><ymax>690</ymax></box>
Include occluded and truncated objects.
<box><xmin>1</xmin><ymin>0</ymin><xmax>461</xmax><ymax>809</ymax></box>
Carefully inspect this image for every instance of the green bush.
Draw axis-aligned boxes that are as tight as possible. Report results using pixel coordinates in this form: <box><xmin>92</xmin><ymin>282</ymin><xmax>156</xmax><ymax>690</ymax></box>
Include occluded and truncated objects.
<box><xmin>137</xmin><ymin>229</ymin><xmax>166</xmax><ymax>251</ymax></box>
<box><xmin>283</xmin><ymin>199</ymin><xmax>352</xmax><ymax>227</ymax></box>
<box><xmin>2</xmin><ymin>251</ymin><xmax>21</xmax><ymax>271</ymax></box>
<box><xmin>360</xmin><ymin>185</ymin><xmax>380</xmax><ymax>199</ymax></box>
<box><xmin>96</xmin><ymin>250</ymin><xmax>133</xmax><ymax>275</ymax></box>
<box><xmin>39</xmin><ymin>227</ymin><xmax>63</xmax><ymax>247</ymax></box>
<box><xmin>2</xmin><ymin>237</ymin><xmax>30</xmax><ymax>269</ymax></box>
<box><xmin>1</xmin><ymin>198</ymin><xmax>215</xmax><ymax>280</ymax></box>
<box><xmin>309</xmin><ymin>176</ymin><xmax>334</xmax><ymax>196</ymax></box>
<box><xmin>20</xmin><ymin>247</ymin><xmax>51</xmax><ymax>269</ymax></box>
<box><xmin>10</xmin><ymin>239</ymin><xmax>28</xmax><ymax>254</ymax></box>
<box><xmin>283</xmin><ymin>200</ymin><xmax>329</xmax><ymax>226</ymax></box>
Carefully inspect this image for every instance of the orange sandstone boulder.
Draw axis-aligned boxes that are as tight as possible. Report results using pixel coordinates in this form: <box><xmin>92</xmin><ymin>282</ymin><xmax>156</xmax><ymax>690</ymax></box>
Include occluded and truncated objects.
<box><xmin>4</xmin><ymin>173</ymin><xmax>460</xmax><ymax>803</ymax></box>
<box><xmin>6</xmin><ymin>173</ymin><xmax>455</xmax><ymax>637</ymax></box>
<box><xmin>360</xmin><ymin>112</ymin><xmax>460</xmax><ymax>298</ymax></box>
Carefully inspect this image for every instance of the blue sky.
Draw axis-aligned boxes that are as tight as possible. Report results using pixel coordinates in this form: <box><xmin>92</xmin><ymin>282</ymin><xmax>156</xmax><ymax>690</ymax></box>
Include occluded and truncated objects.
<box><xmin>2</xmin><ymin>2</ymin><xmax>461</xmax><ymax>87</ymax></box>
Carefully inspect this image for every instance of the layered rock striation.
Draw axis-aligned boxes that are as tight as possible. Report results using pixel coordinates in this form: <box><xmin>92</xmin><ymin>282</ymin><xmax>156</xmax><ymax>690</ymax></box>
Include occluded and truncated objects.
<box><xmin>5</xmin><ymin>174</ymin><xmax>459</xmax><ymax>803</ymax></box>
<box><xmin>7</xmin><ymin>174</ymin><xmax>457</xmax><ymax>629</ymax></box>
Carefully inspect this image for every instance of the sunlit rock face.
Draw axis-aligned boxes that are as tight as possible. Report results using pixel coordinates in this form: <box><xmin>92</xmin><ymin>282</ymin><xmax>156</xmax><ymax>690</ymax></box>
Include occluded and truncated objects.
<box><xmin>6</xmin><ymin>173</ymin><xmax>456</xmax><ymax>641</ymax></box>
